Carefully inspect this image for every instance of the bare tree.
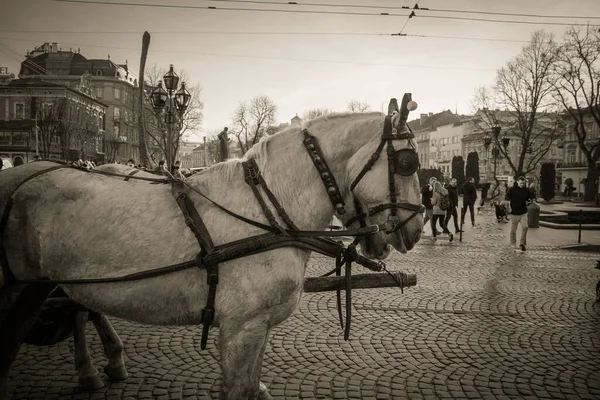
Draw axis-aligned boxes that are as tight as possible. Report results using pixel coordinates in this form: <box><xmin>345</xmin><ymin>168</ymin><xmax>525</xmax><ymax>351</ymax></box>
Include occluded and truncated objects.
<box><xmin>35</xmin><ymin>97</ymin><xmax>100</xmax><ymax>161</ymax></box>
<box><xmin>471</xmin><ymin>30</ymin><xmax>562</xmax><ymax>179</ymax></box>
<box><xmin>302</xmin><ymin>108</ymin><xmax>332</xmax><ymax>121</ymax></box>
<box><xmin>142</xmin><ymin>64</ymin><xmax>204</xmax><ymax>166</ymax></box>
<box><xmin>347</xmin><ymin>100</ymin><xmax>371</xmax><ymax>112</ymax></box>
<box><xmin>36</xmin><ymin>99</ymin><xmax>67</xmax><ymax>160</ymax></box>
<box><xmin>552</xmin><ymin>25</ymin><xmax>600</xmax><ymax>201</ymax></box>
<box><xmin>230</xmin><ymin>95</ymin><xmax>277</xmax><ymax>155</ymax></box>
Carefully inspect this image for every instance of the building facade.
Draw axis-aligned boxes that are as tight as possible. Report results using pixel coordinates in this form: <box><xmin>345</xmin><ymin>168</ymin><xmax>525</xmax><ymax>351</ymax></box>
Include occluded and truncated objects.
<box><xmin>409</xmin><ymin>111</ymin><xmax>467</xmax><ymax>179</ymax></box>
<box><xmin>19</xmin><ymin>42</ymin><xmax>139</xmax><ymax>163</ymax></box>
<box><xmin>462</xmin><ymin>109</ymin><xmax>563</xmax><ymax>184</ymax></box>
<box><xmin>0</xmin><ymin>75</ymin><xmax>106</xmax><ymax>165</ymax></box>
<box><xmin>556</xmin><ymin>109</ymin><xmax>600</xmax><ymax>197</ymax></box>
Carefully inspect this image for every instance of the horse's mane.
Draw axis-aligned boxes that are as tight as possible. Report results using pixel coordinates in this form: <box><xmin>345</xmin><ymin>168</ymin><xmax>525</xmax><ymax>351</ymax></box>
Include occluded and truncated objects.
<box><xmin>243</xmin><ymin>111</ymin><xmax>384</xmax><ymax>171</ymax></box>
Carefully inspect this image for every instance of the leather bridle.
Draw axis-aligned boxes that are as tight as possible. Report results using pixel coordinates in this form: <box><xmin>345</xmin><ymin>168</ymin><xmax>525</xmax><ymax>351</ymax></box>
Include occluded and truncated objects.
<box><xmin>305</xmin><ymin>94</ymin><xmax>424</xmax><ymax>237</ymax></box>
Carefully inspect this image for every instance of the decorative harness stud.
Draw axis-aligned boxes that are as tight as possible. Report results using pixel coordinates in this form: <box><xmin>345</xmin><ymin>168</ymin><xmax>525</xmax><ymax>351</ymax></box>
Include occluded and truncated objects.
<box><xmin>0</xmin><ymin>94</ymin><xmax>423</xmax><ymax>349</ymax></box>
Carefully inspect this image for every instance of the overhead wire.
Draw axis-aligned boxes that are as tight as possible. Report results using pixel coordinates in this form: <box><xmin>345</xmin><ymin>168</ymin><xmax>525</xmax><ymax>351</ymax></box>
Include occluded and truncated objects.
<box><xmin>209</xmin><ymin>0</ymin><xmax>600</xmax><ymax>20</ymax></box>
<box><xmin>51</xmin><ymin>0</ymin><xmax>599</xmax><ymax>26</ymax></box>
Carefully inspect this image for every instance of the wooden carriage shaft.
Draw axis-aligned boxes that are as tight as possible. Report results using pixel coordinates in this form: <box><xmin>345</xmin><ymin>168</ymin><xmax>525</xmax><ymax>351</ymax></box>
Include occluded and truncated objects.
<box><xmin>303</xmin><ymin>272</ymin><xmax>416</xmax><ymax>293</ymax></box>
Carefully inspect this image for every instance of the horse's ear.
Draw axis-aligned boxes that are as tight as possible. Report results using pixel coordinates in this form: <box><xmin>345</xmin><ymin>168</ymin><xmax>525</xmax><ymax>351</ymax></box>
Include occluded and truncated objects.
<box><xmin>397</xmin><ymin>93</ymin><xmax>413</xmax><ymax>128</ymax></box>
<box><xmin>387</xmin><ymin>98</ymin><xmax>399</xmax><ymax>116</ymax></box>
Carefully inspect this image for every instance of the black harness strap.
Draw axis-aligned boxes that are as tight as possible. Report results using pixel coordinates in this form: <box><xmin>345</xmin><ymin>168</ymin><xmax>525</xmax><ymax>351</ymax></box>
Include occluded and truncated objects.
<box><xmin>242</xmin><ymin>160</ymin><xmax>289</xmax><ymax>236</ymax></box>
<box><xmin>303</xmin><ymin>129</ymin><xmax>346</xmax><ymax>215</ymax></box>
<box><xmin>123</xmin><ymin>169</ymin><xmax>141</xmax><ymax>181</ymax></box>
<box><xmin>171</xmin><ymin>181</ymin><xmax>217</xmax><ymax>350</ymax></box>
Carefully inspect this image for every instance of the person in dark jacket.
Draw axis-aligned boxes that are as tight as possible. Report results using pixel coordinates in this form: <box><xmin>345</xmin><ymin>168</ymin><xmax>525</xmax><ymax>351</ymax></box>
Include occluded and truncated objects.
<box><xmin>461</xmin><ymin>177</ymin><xmax>478</xmax><ymax>227</ymax></box>
<box><xmin>444</xmin><ymin>178</ymin><xmax>462</xmax><ymax>233</ymax></box>
<box><xmin>506</xmin><ymin>176</ymin><xmax>534</xmax><ymax>251</ymax></box>
<box><xmin>421</xmin><ymin>176</ymin><xmax>439</xmax><ymax>234</ymax></box>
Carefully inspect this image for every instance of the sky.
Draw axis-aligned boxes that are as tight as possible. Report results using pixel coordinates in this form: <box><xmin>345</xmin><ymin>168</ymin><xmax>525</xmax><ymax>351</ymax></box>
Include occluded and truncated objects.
<box><xmin>1</xmin><ymin>0</ymin><xmax>599</xmax><ymax>142</ymax></box>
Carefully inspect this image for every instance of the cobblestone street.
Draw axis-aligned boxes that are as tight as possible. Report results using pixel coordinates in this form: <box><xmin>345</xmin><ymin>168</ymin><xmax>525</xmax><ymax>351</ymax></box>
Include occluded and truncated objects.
<box><xmin>8</xmin><ymin>212</ymin><xmax>600</xmax><ymax>399</ymax></box>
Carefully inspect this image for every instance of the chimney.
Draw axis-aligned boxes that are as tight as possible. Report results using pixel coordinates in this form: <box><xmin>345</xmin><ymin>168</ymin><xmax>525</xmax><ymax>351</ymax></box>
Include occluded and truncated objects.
<box><xmin>51</xmin><ymin>42</ymin><xmax>58</xmax><ymax>53</ymax></box>
<box><xmin>420</xmin><ymin>113</ymin><xmax>429</xmax><ymax>126</ymax></box>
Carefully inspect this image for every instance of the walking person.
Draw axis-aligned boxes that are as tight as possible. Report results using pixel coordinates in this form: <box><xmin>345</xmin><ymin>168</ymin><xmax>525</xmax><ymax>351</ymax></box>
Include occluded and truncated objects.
<box><xmin>431</xmin><ymin>181</ymin><xmax>454</xmax><ymax>242</ymax></box>
<box><xmin>506</xmin><ymin>176</ymin><xmax>534</xmax><ymax>251</ymax></box>
<box><xmin>444</xmin><ymin>178</ymin><xmax>462</xmax><ymax>233</ymax></box>
<box><xmin>490</xmin><ymin>181</ymin><xmax>509</xmax><ymax>223</ymax></box>
<box><xmin>461</xmin><ymin>177</ymin><xmax>478</xmax><ymax>227</ymax></box>
<box><xmin>421</xmin><ymin>176</ymin><xmax>439</xmax><ymax>234</ymax></box>
<box><xmin>478</xmin><ymin>182</ymin><xmax>489</xmax><ymax>214</ymax></box>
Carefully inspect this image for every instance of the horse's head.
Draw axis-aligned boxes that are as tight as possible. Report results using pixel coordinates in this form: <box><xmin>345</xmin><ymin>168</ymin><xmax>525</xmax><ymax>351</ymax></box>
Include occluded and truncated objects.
<box><xmin>341</xmin><ymin>94</ymin><xmax>423</xmax><ymax>259</ymax></box>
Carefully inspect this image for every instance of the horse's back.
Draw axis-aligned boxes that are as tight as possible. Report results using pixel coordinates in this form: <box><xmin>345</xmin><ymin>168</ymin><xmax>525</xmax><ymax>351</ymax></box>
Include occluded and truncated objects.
<box><xmin>0</xmin><ymin>161</ymin><xmax>65</xmax><ymax>218</ymax></box>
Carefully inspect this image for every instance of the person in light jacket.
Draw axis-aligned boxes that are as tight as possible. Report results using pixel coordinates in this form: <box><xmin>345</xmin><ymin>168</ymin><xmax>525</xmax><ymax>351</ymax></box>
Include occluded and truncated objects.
<box><xmin>431</xmin><ymin>181</ymin><xmax>454</xmax><ymax>242</ymax></box>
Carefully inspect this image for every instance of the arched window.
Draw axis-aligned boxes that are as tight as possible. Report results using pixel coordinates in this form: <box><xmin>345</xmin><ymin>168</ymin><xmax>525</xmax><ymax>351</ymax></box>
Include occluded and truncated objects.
<box><xmin>96</xmin><ymin>70</ymin><xmax>103</xmax><ymax>76</ymax></box>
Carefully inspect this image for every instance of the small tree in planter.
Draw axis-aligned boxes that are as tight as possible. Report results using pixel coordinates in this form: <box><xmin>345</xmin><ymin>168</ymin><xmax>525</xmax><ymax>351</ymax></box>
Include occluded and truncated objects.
<box><xmin>540</xmin><ymin>163</ymin><xmax>556</xmax><ymax>202</ymax></box>
<box><xmin>452</xmin><ymin>156</ymin><xmax>466</xmax><ymax>194</ymax></box>
<box><xmin>466</xmin><ymin>152</ymin><xmax>480</xmax><ymax>185</ymax></box>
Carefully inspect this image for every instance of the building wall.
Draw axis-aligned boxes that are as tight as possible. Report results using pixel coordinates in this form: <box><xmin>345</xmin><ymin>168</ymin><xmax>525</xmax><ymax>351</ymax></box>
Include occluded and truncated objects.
<box><xmin>0</xmin><ymin>82</ymin><xmax>106</xmax><ymax>163</ymax></box>
<box><xmin>20</xmin><ymin>73</ymin><xmax>139</xmax><ymax>163</ymax></box>
<box><xmin>429</xmin><ymin>123</ymin><xmax>465</xmax><ymax>178</ymax></box>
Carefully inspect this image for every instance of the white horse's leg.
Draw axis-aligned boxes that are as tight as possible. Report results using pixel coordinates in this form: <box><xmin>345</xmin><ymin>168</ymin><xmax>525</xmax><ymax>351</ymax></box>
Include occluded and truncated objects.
<box><xmin>73</xmin><ymin>311</ymin><xmax>104</xmax><ymax>390</ymax></box>
<box><xmin>0</xmin><ymin>284</ymin><xmax>54</xmax><ymax>399</ymax></box>
<box><xmin>219</xmin><ymin>318</ymin><xmax>271</xmax><ymax>400</ymax></box>
<box><xmin>88</xmin><ymin>311</ymin><xmax>128</xmax><ymax>381</ymax></box>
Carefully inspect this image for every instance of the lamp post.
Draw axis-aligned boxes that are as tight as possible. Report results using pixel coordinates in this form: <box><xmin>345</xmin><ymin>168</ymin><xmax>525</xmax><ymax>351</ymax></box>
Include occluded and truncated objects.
<box><xmin>150</xmin><ymin>64</ymin><xmax>192</xmax><ymax>171</ymax></box>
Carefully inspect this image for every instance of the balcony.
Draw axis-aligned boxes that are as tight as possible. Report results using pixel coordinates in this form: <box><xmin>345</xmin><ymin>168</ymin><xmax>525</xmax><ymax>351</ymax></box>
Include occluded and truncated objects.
<box><xmin>556</xmin><ymin>161</ymin><xmax>588</xmax><ymax>169</ymax></box>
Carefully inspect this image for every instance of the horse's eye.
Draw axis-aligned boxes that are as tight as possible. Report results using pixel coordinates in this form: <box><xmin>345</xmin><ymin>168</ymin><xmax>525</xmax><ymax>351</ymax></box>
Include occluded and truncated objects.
<box><xmin>393</xmin><ymin>149</ymin><xmax>419</xmax><ymax>176</ymax></box>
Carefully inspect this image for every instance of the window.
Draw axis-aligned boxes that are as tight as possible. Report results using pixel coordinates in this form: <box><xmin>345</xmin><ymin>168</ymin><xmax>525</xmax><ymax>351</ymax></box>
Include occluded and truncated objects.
<box><xmin>566</xmin><ymin>145</ymin><xmax>577</xmax><ymax>163</ymax></box>
<box><xmin>113</xmin><ymin>87</ymin><xmax>121</xmax><ymax>99</ymax></box>
<box><xmin>12</xmin><ymin>132</ymin><xmax>25</xmax><ymax>145</ymax></box>
<box><xmin>14</xmin><ymin>103</ymin><xmax>24</xmax><ymax>119</ymax></box>
<box><xmin>42</xmin><ymin>103</ymin><xmax>53</xmax><ymax>117</ymax></box>
<box><xmin>114</xmin><ymin>124</ymin><xmax>119</xmax><ymax>136</ymax></box>
<box><xmin>113</xmin><ymin>107</ymin><xmax>120</xmax><ymax>119</ymax></box>
<box><xmin>96</xmin><ymin>87</ymin><xmax>103</xmax><ymax>98</ymax></box>
<box><xmin>0</xmin><ymin>132</ymin><xmax>9</xmax><ymax>144</ymax></box>
<box><xmin>96</xmin><ymin>70</ymin><xmax>103</xmax><ymax>76</ymax></box>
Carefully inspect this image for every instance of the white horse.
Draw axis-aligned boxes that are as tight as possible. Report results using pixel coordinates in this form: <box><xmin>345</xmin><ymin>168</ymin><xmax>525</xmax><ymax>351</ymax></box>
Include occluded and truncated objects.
<box><xmin>0</xmin><ymin>103</ymin><xmax>423</xmax><ymax>399</ymax></box>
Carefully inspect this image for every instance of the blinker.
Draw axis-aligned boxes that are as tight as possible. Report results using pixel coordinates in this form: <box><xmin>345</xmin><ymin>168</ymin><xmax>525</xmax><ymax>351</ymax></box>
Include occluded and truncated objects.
<box><xmin>393</xmin><ymin>148</ymin><xmax>419</xmax><ymax>176</ymax></box>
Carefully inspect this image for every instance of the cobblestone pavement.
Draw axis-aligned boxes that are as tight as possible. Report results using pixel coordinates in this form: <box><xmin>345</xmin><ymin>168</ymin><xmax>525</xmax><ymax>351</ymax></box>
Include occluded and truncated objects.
<box><xmin>8</xmin><ymin>212</ymin><xmax>600</xmax><ymax>399</ymax></box>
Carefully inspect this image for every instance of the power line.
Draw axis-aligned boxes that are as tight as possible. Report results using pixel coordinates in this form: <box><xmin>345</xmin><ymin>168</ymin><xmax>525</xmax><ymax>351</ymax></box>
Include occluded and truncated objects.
<box><xmin>52</xmin><ymin>0</ymin><xmax>599</xmax><ymax>26</ymax></box>
<box><xmin>398</xmin><ymin>0</ymin><xmax>420</xmax><ymax>35</ymax></box>
<box><xmin>0</xmin><ymin>29</ymin><xmax>387</xmax><ymax>36</ymax></box>
<box><xmin>0</xmin><ymin>37</ymin><xmax>497</xmax><ymax>72</ymax></box>
<box><xmin>0</xmin><ymin>32</ymin><xmax>535</xmax><ymax>45</ymax></box>
<box><xmin>211</xmin><ymin>0</ymin><xmax>600</xmax><ymax>20</ymax></box>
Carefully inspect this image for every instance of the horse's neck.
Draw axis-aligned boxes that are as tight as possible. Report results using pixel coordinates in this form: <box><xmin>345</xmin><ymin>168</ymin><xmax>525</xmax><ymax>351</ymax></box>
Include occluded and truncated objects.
<box><xmin>254</xmin><ymin>114</ymin><xmax>380</xmax><ymax>230</ymax></box>
<box><xmin>187</xmin><ymin>114</ymin><xmax>379</xmax><ymax>234</ymax></box>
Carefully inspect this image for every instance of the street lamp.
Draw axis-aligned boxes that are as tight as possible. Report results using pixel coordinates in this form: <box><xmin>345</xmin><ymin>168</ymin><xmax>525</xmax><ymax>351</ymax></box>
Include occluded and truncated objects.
<box><xmin>150</xmin><ymin>65</ymin><xmax>192</xmax><ymax>171</ymax></box>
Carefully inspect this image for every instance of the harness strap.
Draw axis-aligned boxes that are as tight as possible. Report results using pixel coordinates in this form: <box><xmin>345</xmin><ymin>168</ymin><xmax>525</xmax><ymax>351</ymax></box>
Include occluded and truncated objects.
<box><xmin>250</xmin><ymin>159</ymin><xmax>300</xmax><ymax>231</ymax></box>
<box><xmin>171</xmin><ymin>180</ymin><xmax>218</xmax><ymax>350</ymax></box>
<box><xmin>123</xmin><ymin>169</ymin><xmax>141</xmax><ymax>181</ymax></box>
<box><xmin>303</xmin><ymin>129</ymin><xmax>346</xmax><ymax>215</ymax></box>
<box><xmin>242</xmin><ymin>160</ymin><xmax>289</xmax><ymax>236</ymax></box>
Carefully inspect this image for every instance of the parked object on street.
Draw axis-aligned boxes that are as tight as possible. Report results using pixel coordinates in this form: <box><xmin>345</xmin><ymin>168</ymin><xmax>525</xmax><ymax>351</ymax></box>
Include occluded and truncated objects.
<box><xmin>0</xmin><ymin>157</ymin><xmax>13</xmax><ymax>171</ymax></box>
<box><xmin>0</xmin><ymin>95</ymin><xmax>424</xmax><ymax>399</ymax></box>
<box><xmin>528</xmin><ymin>201</ymin><xmax>541</xmax><ymax>228</ymax></box>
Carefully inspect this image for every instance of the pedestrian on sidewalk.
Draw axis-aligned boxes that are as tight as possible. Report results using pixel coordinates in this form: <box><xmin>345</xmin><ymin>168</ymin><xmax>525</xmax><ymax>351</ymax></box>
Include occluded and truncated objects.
<box><xmin>444</xmin><ymin>178</ymin><xmax>462</xmax><ymax>233</ymax></box>
<box><xmin>421</xmin><ymin>176</ymin><xmax>439</xmax><ymax>235</ymax></box>
<box><xmin>478</xmin><ymin>182</ymin><xmax>489</xmax><ymax>214</ymax></box>
<box><xmin>431</xmin><ymin>181</ymin><xmax>454</xmax><ymax>242</ymax></box>
<box><xmin>506</xmin><ymin>176</ymin><xmax>534</xmax><ymax>251</ymax></box>
<box><xmin>462</xmin><ymin>177</ymin><xmax>477</xmax><ymax>227</ymax></box>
